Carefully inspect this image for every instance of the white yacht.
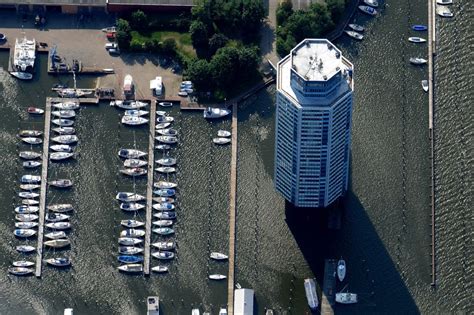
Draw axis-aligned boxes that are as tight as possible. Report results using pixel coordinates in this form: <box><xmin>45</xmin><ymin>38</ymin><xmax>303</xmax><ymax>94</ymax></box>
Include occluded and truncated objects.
<box><xmin>363</xmin><ymin>0</ymin><xmax>378</xmax><ymax>7</ymax></box>
<box><xmin>210</xmin><ymin>252</ymin><xmax>228</xmax><ymax>260</ymax></box>
<box><xmin>436</xmin><ymin>0</ymin><xmax>452</xmax><ymax>4</ymax></box>
<box><xmin>213</xmin><ymin>138</ymin><xmax>231</xmax><ymax>145</ymax></box>
<box><xmin>304</xmin><ymin>278</ymin><xmax>319</xmax><ymax>310</ymax></box>
<box><xmin>122</xmin><ymin>115</ymin><xmax>149</xmax><ymax>126</ymax></box>
<box><xmin>147</xmin><ymin>296</ymin><xmax>160</xmax><ymax>315</ymax></box>
<box><xmin>156</xmin><ymin>157</ymin><xmax>176</xmax><ymax>166</ymax></box>
<box><xmin>52</xmin><ymin>135</ymin><xmax>78</xmax><ymax>144</ymax></box>
<box><xmin>203</xmin><ymin>107</ymin><xmax>231</xmax><ymax>119</ymax></box>
<box><xmin>217</xmin><ymin>130</ymin><xmax>231</xmax><ymax>137</ymax></box>
<box><xmin>408</xmin><ymin>37</ymin><xmax>426</xmax><ymax>43</ymax></box>
<box><xmin>422</xmin><ymin>80</ymin><xmax>429</xmax><ymax>92</ymax></box>
<box><xmin>13</xmin><ymin>37</ymin><xmax>36</xmax><ymax>73</ymax></box>
<box><xmin>344</xmin><ymin>30</ymin><xmax>364</xmax><ymax>40</ymax></box>
<box><xmin>409</xmin><ymin>57</ymin><xmax>428</xmax><ymax>65</ymax></box>
<box><xmin>111</xmin><ymin>100</ymin><xmax>148</xmax><ymax>110</ymax></box>
<box><xmin>337</xmin><ymin>258</ymin><xmax>346</xmax><ymax>282</ymax></box>
<box><xmin>436</xmin><ymin>6</ymin><xmax>453</xmax><ymax>17</ymax></box>
<box><xmin>335</xmin><ymin>292</ymin><xmax>358</xmax><ymax>304</ymax></box>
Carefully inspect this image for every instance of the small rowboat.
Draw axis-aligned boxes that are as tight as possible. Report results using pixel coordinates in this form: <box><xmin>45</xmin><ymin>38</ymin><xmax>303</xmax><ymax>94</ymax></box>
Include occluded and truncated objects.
<box><xmin>27</xmin><ymin>107</ymin><xmax>44</xmax><ymax>115</ymax></box>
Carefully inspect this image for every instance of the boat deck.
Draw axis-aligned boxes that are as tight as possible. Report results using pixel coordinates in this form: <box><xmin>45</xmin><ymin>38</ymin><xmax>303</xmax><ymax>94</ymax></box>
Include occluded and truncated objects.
<box><xmin>321</xmin><ymin>259</ymin><xmax>337</xmax><ymax>315</ymax></box>
<box><xmin>35</xmin><ymin>99</ymin><xmax>52</xmax><ymax>277</ymax></box>
<box><xmin>143</xmin><ymin>100</ymin><xmax>157</xmax><ymax>275</ymax></box>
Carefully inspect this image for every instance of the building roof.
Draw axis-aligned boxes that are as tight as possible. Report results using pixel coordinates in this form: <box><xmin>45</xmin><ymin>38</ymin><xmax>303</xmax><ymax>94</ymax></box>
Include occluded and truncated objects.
<box><xmin>234</xmin><ymin>288</ymin><xmax>254</xmax><ymax>315</ymax></box>
<box><xmin>291</xmin><ymin>39</ymin><xmax>343</xmax><ymax>82</ymax></box>
<box><xmin>1</xmin><ymin>0</ymin><xmax>106</xmax><ymax>5</ymax></box>
<box><xmin>108</xmin><ymin>0</ymin><xmax>194</xmax><ymax>6</ymax></box>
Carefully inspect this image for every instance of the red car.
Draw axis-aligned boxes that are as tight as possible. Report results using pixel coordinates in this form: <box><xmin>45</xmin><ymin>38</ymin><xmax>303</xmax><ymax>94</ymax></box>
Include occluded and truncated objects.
<box><xmin>106</xmin><ymin>32</ymin><xmax>116</xmax><ymax>40</ymax></box>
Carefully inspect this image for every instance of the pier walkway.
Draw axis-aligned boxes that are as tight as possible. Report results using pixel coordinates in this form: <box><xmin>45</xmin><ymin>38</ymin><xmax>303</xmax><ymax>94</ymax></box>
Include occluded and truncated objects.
<box><xmin>35</xmin><ymin>99</ymin><xmax>52</xmax><ymax>277</ymax></box>
<box><xmin>227</xmin><ymin>102</ymin><xmax>238</xmax><ymax>313</ymax></box>
<box><xmin>143</xmin><ymin>100</ymin><xmax>157</xmax><ymax>275</ymax></box>
<box><xmin>320</xmin><ymin>259</ymin><xmax>336</xmax><ymax>315</ymax></box>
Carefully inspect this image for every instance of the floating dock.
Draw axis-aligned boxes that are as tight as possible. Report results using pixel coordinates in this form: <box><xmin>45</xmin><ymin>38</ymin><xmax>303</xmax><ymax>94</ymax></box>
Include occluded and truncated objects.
<box><xmin>320</xmin><ymin>259</ymin><xmax>336</xmax><ymax>315</ymax></box>
<box><xmin>227</xmin><ymin>102</ymin><xmax>238</xmax><ymax>314</ymax></box>
<box><xmin>35</xmin><ymin>99</ymin><xmax>52</xmax><ymax>277</ymax></box>
<box><xmin>143</xmin><ymin>100</ymin><xmax>157</xmax><ymax>275</ymax></box>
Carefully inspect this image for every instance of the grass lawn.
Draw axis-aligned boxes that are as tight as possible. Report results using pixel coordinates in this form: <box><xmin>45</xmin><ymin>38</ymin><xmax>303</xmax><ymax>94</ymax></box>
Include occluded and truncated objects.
<box><xmin>130</xmin><ymin>31</ymin><xmax>195</xmax><ymax>58</ymax></box>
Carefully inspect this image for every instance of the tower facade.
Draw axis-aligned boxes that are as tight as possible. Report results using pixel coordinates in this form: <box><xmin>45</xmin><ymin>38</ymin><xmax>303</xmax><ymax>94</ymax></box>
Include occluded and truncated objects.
<box><xmin>274</xmin><ymin>39</ymin><xmax>354</xmax><ymax>208</ymax></box>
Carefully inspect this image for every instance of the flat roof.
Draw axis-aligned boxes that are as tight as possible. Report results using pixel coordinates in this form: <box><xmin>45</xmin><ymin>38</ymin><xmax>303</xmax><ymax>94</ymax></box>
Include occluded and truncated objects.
<box><xmin>291</xmin><ymin>39</ymin><xmax>343</xmax><ymax>82</ymax></box>
<box><xmin>108</xmin><ymin>0</ymin><xmax>194</xmax><ymax>5</ymax></box>
<box><xmin>0</xmin><ymin>0</ymin><xmax>106</xmax><ymax>5</ymax></box>
<box><xmin>234</xmin><ymin>288</ymin><xmax>254</xmax><ymax>315</ymax></box>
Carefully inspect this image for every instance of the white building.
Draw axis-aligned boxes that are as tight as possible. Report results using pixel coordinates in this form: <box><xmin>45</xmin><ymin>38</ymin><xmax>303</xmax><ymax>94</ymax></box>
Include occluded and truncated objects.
<box><xmin>234</xmin><ymin>288</ymin><xmax>254</xmax><ymax>315</ymax></box>
<box><xmin>274</xmin><ymin>38</ymin><xmax>354</xmax><ymax>208</ymax></box>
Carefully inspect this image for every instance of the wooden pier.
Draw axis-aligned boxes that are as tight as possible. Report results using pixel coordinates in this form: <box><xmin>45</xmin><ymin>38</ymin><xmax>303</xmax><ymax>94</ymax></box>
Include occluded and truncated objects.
<box><xmin>35</xmin><ymin>99</ymin><xmax>52</xmax><ymax>277</ymax></box>
<box><xmin>143</xmin><ymin>100</ymin><xmax>157</xmax><ymax>275</ymax></box>
<box><xmin>428</xmin><ymin>0</ymin><xmax>437</xmax><ymax>288</ymax></box>
<box><xmin>227</xmin><ymin>102</ymin><xmax>238</xmax><ymax>314</ymax></box>
<box><xmin>320</xmin><ymin>259</ymin><xmax>337</xmax><ymax>315</ymax></box>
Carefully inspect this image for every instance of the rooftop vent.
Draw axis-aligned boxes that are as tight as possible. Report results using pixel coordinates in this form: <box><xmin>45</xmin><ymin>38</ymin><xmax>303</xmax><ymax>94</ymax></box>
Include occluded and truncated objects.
<box><xmin>305</xmin><ymin>40</ymin><xmax>310</xmax><ymax>47</ymax></box>
<box><xmin>336</xmin><ymin>66</ymin><xmax>340</xmax><ymax>71</ymax></box>
<box><xmin>335</xmin><ymin>51</ymin><xmax>340</xmax><ymax>59</ymax></box>
<box><xmin>323</xmin><ymin>75</ymin><xmax>327</xmax><ymax>80</ymax></box>
<box><xmin>327</xmin><ymin>43</ymin><xmax>333</xmax><ymax>50</ymax></box>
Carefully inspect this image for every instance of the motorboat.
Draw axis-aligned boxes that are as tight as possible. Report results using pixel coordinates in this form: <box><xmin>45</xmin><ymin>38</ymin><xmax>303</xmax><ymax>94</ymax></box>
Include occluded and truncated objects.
<box><xmin>44</xmin><ymin>239</ymin><xmax>70</xmax><ymax>248</ymax></box>
<box><xmin>121</xmin><ymin>219</ymin><xmax>145</xmax><ymax>228</ymax></box>
<box><xmin>156</xmin><ymin>116</ymin><xmax>174</xmax><ymax>123</ymax></box>
<box><xmin>304</xmin><ymin>278</ymin><xmax>319</xmax><ymax>310</ymax></box>
<box><xmin>15</xmin><ymin>221</ymin><xmax>38</xmax><ymax>229</ymax></box>
<box><xmin>152</xmin><ymin>203</ymin><xmax>175</xmax><ymax>211</ymax></box>
<box><xmin>437</xmin><ymin>7</ymin><xmax>453</xmax><ymax>17</ymax></box>
<box><xmin>155</xmin><ymin>122</ymin><xmax>171</xmax><ymax>129</ymax></box>
<box><xmin>154</xmin><ymin>181</ymin><xmax>177</xmax><ymax>189</ymax></box>
<box><xmin>120</xmin><ymin>202</ymin><xmax>145</xmax><ymax>211</ymax></box>
<box><xmin>11</xmin><ymin>72</ymin><xmax>33</xmax><ymax>80</ymax></box>
<box><xmin>120</xmin><ymin>168</ymin><xmax>147</xmax><ymax>177</ymax></box>
<box><xmin>122</xmin><ymin>115</ymin><xmax>149</xmax><ymax>126</ymax></box>
<box><xmin>337</xmin><ymin>258</ymin><xmax>346</xmax><ymax>282</ymax></box>
<box><xmin>422</xmin><ymin>80</ymin><xmax>429</xmax><ymax>92</ymax></box>
<box><xmin>52</xmin><ymin>110</ymin><xmax>76</xmax><ymax>119</ymax></box>
<box><xmin>178</xmin><ymin>91</ymin><xmax>188</xmax><ymax>97</ymax></box>
<box><xmin>22</xmin><ymin>161</ymin><xmax>41</xmax><ymax>169</ymax></box>
<box><xmin>120</xmin><ymin>229</ymin><xmax>145</xmax><ymax>238</ymax></box>
<box><xmin>116</xmin><ymin>192</ymin><xmax>146</xmax><ymax>202</ymax></box>
<box><xmin>19</xmin><ymin>184</ymin><xmax>39</xmax><ymax>192</ymax></box>
<box><xmin>16</xmin><ymin>214</ymin><xmax>38</xmax><ymax>222</ymax></box>
<box><xmin>412</xmin><ymin>25</ymin><xmax>428</xmax><ymax>31</ymax></box>
<box><xmin>45</xmin><ymin>231</ymin><xmax>67</xmax><ymax>239</ymax></box>
<box><xmin>154</xmin><ymin>211</ymin><xmax>177</xmax><ymax>220</ymax></box>
<box><xmin>152</xmin><ymin>266</ymin><xmax>169</xmax><ymax>273</ymax></box>
<box><xmin>219</xmin><ymin>308</ymin><xmax>228</xmax><ymax>315</ymax></box>
<box><xmin>192</xmin><ymin>309</ymin><xmax>200</xmax><ymax>315</ymax></box>
<box><xmin>21</xmin><ymin>175</ymin><xmax>41</xmax><ymax>183</ymax></box>
<box><xmin>153</xmin><ymin>189</ymin><xmax>176</xmax><ymax>197</ymax></box>
<box><xmin>217</xmin><ymin>130</ymin><xmax>231</xmax><ymax>137</ymax></box>
<box><xmin>21</xmin><ymin>199</ymin><xmax>39</xmax><ymax>206</ymax></box>
<box><xmin>152</xmin><ymin>241</ymin><xmax>175</xmax><ymax>250</ymax></box>
<box><xmin>8</xmin><ymin>267</ymin><xmax>34</xmax><ymax>276</ymax></box>
<box><xmin>335</xmin><ymin>292</ymin><xmax>358</xmax><ymax>304</ymax></box>
<box><xmin>49</xmin><ymin>179</ymin><xmax>73</xmax><ymax>188</ymax></box>
<box><xmin>15</xmin><ymin>205</ymin><xmax>39</xmax><ymax>213</ymax></box>
<box><xmin>153</xmin><ymin>227</ymin><xmax>175</xmax><ymax>235</ymax></box>
<box><xmin>363</xmin><ymin>0</ymin><xmax>378</xmax><ymax>7</ymax></box>
<box><xmin>46</xmin><ymin>213</ymin><xmax>70</xmax><ymax>222</ymax></box>
<box><xmin>156</xmin><ymin>111</ymin><xmax>166</xmax><ymax>116</ymax></box>
<box><xmin>210</xmin><ymin>252</ymin><xmax>228</xmax><ymax>260</ymax></box>
<box><xmin>209</xmin><ymin>274</ymin><xmax>226</xmax><ymax>280</ymax></box>
<box><xmin>118</xmin><ymin>255</ymin><xmax>144</xmax><ymax>264</ymax></box>
<box><xmin>14</xmin><ymin>229</ymin><xmax>37</xmax><ymax>238</ymax></box>
<box><xmin>156</xmin><ymin>158</ymin><xmax>176</xmax><ymax>166</ymax></box>
<box><xmin>19</xmin><ymin>151</ymin><xmax>41</xmax><ymax>160</ymax></box>
<box><xmin>124</xmin><ymin>159</ymin><xmax>148</xmax><ymax>168</ymax></box>
<box><xmin>52</xmin><ymin>102</ymin><xmax>79</xmax><ymax>110</ymax></box>
<box><xmin>158</xmin><ymin>101</ymin><xmax>173</xmax><ymax>107</ymax></box>
<box><xmin>19</xmin><ymin>130</ymin><xmax>42</xmax><ymax>137</ymax></box>
<box><xmin>21</xmin><ymin>137</ymin><xmax>42</xmax><ymax>145</ymax></box>
<box><xmin>155</xmin><ymin>136</ymin><xmax>177</xmax><ymax>144</ymax></box>
<box><xmin>13</xmin><ymin>37</ymin><xmax>36</xmax><ymax>72</ymax></box>
<box><xmin>16</xmin><ymin>245</ymin><xmax>35</xmax><ymax>253</ymax></box>
<box><xmin>153</xmin><ymin>197</ymin><xmax>175</xmax><ymax>204</ymax></box>
<box><xmin>124</xmin><ymin>109</ymin><xmax>148</xmax><ymax>116</ymax></box>
<box><xmin>52</xmin><ymin>127</ymin><xmax>75</xmax><ymax>135</ymax></box>
<box><xmin>119</xmin><ymin>246</ymin><xmax>144</xmax><ymax>255</ymax></box>
<box><xmin>348</xmin><ymin>24</ymin><xmax>364</xmax><ymax>32</ymax></box>
<box><xmin>152</xmin><ymin>220</ymin><xmax>174</xmax><ymax>227</ymax></box>
<box><xmin>47</xmin><ymin>204</ymin><xmax>74</xmax><ymax>212</ymax></box>
<box><xmin>45</xmin><ymin>257</ymin><xmax>71</xmax><ymax>267</ymax></box>
<box><xmin>12</xmin><ymin>261</ymin><xmax>35</xmax><ymax>268</ymax></box>
<box><xmin>27</xmin><ymin>107</ymin><xmax>44</xmax><ymax>115</ymax></box>
<box><xmin>410</xmin><ymin>57</ymin><xmax>428</xmax><ymax>65</ymax></box>
<box><xmin>50</xmin><ymin>144</ymin><xmax>73</xmax><ymax>152</ymax></box>
<box><xmin>408</xmin><ymin>37</ymin><xmax>426</xmax><ymax>43</ymax></box>
<box><xmin>52</xmin><ymin>135</ymin><xmax>78</xmax><ymax>144</ymax></box>
<box><xmin>203</xmin><ymin>107</ymin><xmax>231</xmax><ymax>119</ymax></box>
<box><xmin>52</xmin><ymin>119</ymin><xmax>74</xmax><ymax>127</ymax></box>
<box><xmin>57</xmin><ymin>89</ymin><xmax>91</xmax><ymax>98</ymax></box>
<box><xmin>156</xmin><ymin>166</ymin><xmax>176</xmax><ymax>174</ymax></box>
<box><xmin>118</xmin><ymin>237</ymin><xmax>143</xmax><ymax>246</ymax></box>
<box><xmin>118</xmin><ymin>149</ymin><xmax>147</xmax><ymax>159</ymax></box>
<box><xmin>156</xmin><ymin>144</ymin><xmax>171</xmax><ymax>150</ymax></box>
<box><xmin>111</xmin><ymin>100</ymin><xmax>148</xmax><ymax>110</ymax></box>
<box><xmin>213</xmin><ymin>138</ymin><xmax>231</xmax><ymax>145</ymax></box>
<box><xmin>436</xmin><ymin>0</ymin><xmax>452</xmax><ymax>4</ymax></box>
<box><xmin>152</xmin><ymin>251</ymin><xmax>175</xmax><ymax>260</ymax></box>
<box><xmin>344</xmin><ymin>30</ymin><xmax>364</xmax><ymax>40</ymax></box>
<box><xmin>46</xmin><ymin>222</ymin><xmax>71</xmax><ymax>230</ymax></box>
<box><xmin>156</xmin><ymin>128</ymin><xmax>178</xmax><ymax>136</ymax></box>
<box><xmin>117</xmin><ymin>263</ymin><xmax>143</xmax><ymax>273</ymax></box>
<box><xmin>358</xmin><ymin>5</ymin><xmax>377</xmax><ymax>16</ymax></box>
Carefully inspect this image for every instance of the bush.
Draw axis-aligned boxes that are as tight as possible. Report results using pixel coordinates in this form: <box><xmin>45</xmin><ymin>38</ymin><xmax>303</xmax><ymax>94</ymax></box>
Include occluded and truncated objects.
<box><xmin>116</xmin><ymin>30</ymin><xmax>130</xmax><ymax>50</ymax></box>
<box><xmin>162</xmin><ymin>38</ymin><xmax>177</xmax><ymax>54</ymax></box>
<box><xmin>129</xmin><ymin>38</ymin><xmax>144</xmax><ymax>52</ymax></box>
<box><xmin>276</xmin><ymin>0</ymin><xmax>293</xmax><ymax>25</ymax></box>
<box><xmin>130</xmin><ymin>10</ymin><xmax>148</xmax><ymax>31</ymax></box>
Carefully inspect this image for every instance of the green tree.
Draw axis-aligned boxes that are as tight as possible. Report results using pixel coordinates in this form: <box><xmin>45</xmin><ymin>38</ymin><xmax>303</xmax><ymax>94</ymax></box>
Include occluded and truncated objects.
<box><xmin>116</xmin><ymin>30</ymin><xmax>130</xmax><ymax>50</ymax></box>
<box><xmin>238</xmin><ymin>46</ymin><xmax>259</xmax><ymax>79</ymax></box>
<box><xmin>208</xmin><ymin>33</ymin><xmax>228</xmax><ymax>55</ymax></box>
<box><xmin>186</xmin><ymin>59</ymin><xmax>211</xmax><ymax>91</ymax></box>
<box><xmin>117</xmin><ymin>18</ymin><xmax>131</xmax><ymax>33</ymax></box>
<box><xmin>276</xmin><ymin>0</ymin><xmax>293</xmax><ymax>25</ymax></box>
<box><xmin>209</xmin><ymin>47</ymin><xmax>240</xmax><ymax>88</ymax></box>
<box><xmin>130</xmin><ymin>10</ymin><xmax>148</xmax><ymax>31</ymax></box>
<box><xmin>241</xmin><ymin>0</ymin><xmax>265</xmax><ymax>35</ymax></box>
<box><xmin>129</xmin><ymin>38</ymin><xmax>144</xmax><ymax>52</ymax></box>
<box><xmin>190</xmin><ymin>20</ymin><xmax>209</xmax><ymax>56</ymax></box>
<box><xmin>326</xmin><ymin>0</ymin><xmax>345</xmax><ymax>23</ymax></box>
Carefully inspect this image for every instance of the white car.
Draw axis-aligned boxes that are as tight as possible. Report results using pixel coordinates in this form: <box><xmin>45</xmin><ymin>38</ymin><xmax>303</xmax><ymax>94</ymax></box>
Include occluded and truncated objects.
<box><xmin>109</xmin><ymin>48</ymin><xmax>120</xmax><ymax>55</ymax></box>
<box><xmin>105</xmin><ymin>42</ymin><xmax>118</xmax><ymax>50</ymax></box>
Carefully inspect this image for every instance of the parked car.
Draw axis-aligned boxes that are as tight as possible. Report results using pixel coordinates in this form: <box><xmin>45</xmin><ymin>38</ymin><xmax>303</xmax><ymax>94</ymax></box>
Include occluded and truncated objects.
<box><xmin>106</xmin><ymin>32</ymin><xmax>116</xmax><ymax>40</ymax></box>
<box><xmin>105</xmin><ymin>42</ymin><xmax>118</xmax><ymax>50</ymax></box>
<box><xmin>109</xmin><ymin>48</ymin><xmax>120</xmax><ymax>55</ymax></box>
